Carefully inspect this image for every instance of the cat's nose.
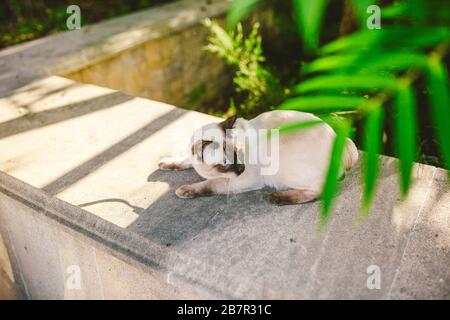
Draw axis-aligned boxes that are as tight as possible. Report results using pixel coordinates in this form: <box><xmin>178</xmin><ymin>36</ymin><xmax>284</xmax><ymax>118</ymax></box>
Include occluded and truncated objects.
<box><xmin>234</xmin><ymin>164</ymin><xmax>245</xmax><ymax>175</ymax></box>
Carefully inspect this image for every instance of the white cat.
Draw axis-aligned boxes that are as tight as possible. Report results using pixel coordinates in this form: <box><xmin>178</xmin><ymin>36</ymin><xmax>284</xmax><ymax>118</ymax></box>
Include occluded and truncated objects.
<box><xmin>158</xmin><ymin>110</ymin><xmax>358</xmax><ymax>205</ymax></box>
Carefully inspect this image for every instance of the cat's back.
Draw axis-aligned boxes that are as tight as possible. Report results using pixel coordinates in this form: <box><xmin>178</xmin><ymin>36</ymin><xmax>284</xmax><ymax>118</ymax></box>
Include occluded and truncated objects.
<box><xmin>255</xmin><ymin>110</ymin><xmax>336</xmax><ymax>190</ymax></box>
<box><xmin>251</xmin><ymin>110</ymin><xmax>321</xmax><ymax>130</ymax></box>
<box><xmin>251</xmin><ymin>110</ymin><xmax>335</xmax><ymax>142</ymax></box>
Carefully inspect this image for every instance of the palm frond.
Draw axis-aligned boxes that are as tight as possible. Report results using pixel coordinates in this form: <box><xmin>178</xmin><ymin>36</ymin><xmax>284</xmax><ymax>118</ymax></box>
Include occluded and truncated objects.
<box><xmin>226</xmin><ymin>0</ymin><xmax>450</xmax><ymax>224</ymax></box>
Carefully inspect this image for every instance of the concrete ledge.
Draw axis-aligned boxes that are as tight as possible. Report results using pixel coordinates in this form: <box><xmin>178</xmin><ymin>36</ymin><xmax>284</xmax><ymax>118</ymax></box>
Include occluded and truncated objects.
<box><xmin>0</xmin><ymin>0</ymin><xmax>229</xmax><ymax>100</ymax></box>
<box><xmin>0</xmin><ymin>0</ymin><xmax>448</xmax><ymax>298</ymax></box>
<box><xmin>0</xmin><ymin>76</ymin><xmax>449</xmax><ymax>299</ymax></box>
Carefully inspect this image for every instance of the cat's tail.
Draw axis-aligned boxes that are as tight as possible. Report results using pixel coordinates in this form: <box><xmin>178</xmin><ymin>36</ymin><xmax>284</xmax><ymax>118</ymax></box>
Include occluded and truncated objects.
<box><xmin>344</xmin><ymin>138</ymin><xmax>359</xmax><ymax>170</ymax></box>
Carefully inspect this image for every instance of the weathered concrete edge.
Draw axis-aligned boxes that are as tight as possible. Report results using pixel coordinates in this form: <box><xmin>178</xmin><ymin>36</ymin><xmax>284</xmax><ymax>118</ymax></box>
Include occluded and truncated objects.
<box><xmin>0</xmin><ymin>0</ymin><xmax>229</xmax><ymax>96</ymax></box>
<box><xmin>1</xmin><ymin>159</ymin><xmax>447</xmax><ymax>299</ymax></box>
<box><xmin>53</xmin><ymin>0</ymin><xmax>229</xmax><ymax>75</ymax></box>
<box><xmin>0</xmin><ymin>171</ymin><xmax>173</xmax><ymax>283</ymax></box>
<box><xmin>0</xmin><ymin>170</ymin><xmax>238</xmax><ymax>299</ymax></box>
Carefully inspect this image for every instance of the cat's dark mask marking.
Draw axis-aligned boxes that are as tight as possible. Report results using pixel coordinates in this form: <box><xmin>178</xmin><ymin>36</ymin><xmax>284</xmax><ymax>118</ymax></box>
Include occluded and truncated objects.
<box><xmin>218</xmin><ymin>115</ymin><xmax>237</xmax><ymax>132</ymax></box>
<box><xmin>215</xmin><ymin>163</ymin><xmax>245</xmax><ymax>175</ymax></box>
<box><xmin>192</xmin><ymin>140</ymin><xmax>213</xmax><ymax>160</ymax></box>
<box><xmin>218</xmin><ymin>115</ymin><xmax>243</xmax><ymax>173</ymax></box>
<box><xmin>214</xmin><ymin>146</ymin><xmax>245</xmax><ymax>175</ymax></box>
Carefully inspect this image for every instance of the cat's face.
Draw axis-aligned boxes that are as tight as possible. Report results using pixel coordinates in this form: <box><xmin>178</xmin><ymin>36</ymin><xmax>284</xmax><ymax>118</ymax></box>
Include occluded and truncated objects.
<box><xmin>189</xmin><ymin>116</ymin><xmax>245</xmax><ymax>179</ymax></box>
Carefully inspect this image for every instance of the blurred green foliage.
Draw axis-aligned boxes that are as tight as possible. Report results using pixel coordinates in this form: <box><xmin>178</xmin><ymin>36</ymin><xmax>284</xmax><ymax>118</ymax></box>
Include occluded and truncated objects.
<box><xmin>0</xmin><ymin>0</ymin><xmax>173</xmax><ymax>48</ymax></box>
<box><xmin>203</xmin><ymin>18</ymin><xmax>284</xmax><ymax>118</ymax></box>
<box><xmin>226</xmin><ymin>0</ymin><xmax>450</xmax><ymax>222</ymax></box>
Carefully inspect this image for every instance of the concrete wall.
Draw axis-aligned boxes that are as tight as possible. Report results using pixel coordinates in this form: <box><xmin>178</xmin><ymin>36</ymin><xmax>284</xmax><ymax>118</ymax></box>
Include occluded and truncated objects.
<box><xmin>0</xmin><ymin>0</ymin><xmax>231</xmax><ymax>104</ymax></box>
<box><xmin>0</xmin><ymin>76</ymin><xmax>449</xmax><ymax>299</ymax></box>
<box><xmin>61</xmin><ymin>0</ymin><xmax>232</xmax><ymax>109</ymax></box>
<box><xmin>64</xmin><ymin>21</ymin><xmax>231</xmax><ymax>108</ymax></box>
<box><xmin>1</xmin><ymin>0</ymin><xmax>449</xmax><ymax>300</ymax></box>
<box><xmin>0</xmin><ymin>176</ymin><xmax>196</xmax><ymax>300</ymax></box>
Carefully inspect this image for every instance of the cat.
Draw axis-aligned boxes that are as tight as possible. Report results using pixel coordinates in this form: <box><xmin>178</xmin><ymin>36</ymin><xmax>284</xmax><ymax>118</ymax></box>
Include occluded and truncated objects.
<box><xmin>158</xmin><ymin>110</ymin><xmax>358</xmax><ymax>205</ymax></box>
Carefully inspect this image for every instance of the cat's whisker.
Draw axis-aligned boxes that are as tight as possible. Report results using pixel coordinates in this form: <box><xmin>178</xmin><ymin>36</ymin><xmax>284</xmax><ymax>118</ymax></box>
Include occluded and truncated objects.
<box><xmin>225</xmin><ymin>178</ymin><xmax>231</xmax><ymax>203</ymax></box>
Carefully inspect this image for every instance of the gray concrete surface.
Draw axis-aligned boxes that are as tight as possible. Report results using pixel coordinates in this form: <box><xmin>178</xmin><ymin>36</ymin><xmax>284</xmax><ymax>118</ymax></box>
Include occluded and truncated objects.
<box><xmin>0</xmin><ymin>76</ymin><xmax>449</xmax><ymax>299</ymax></box>
<box><xmin>0</xmin><ymin>0</ymin><xmax>229</xmax><ymax>96</ymax></box>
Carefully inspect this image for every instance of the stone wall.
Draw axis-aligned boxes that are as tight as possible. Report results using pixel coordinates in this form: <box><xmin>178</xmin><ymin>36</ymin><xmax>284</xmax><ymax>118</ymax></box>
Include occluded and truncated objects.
<box><xmin>64</xmin><ymin>7</ymin><xmax>232</xmax><ymax>110</ymax></box>
<box><xmin>0</xmin><ymin>187</ymin><xmax>195</xmax><ymax>299</ymax></box>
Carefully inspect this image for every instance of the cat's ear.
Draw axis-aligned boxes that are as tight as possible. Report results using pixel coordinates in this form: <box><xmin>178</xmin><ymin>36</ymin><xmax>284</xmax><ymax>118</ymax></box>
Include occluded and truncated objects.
<box><xmin>218</xmin><ymin>115</ymin><xmax>237</xmax><ymax>131</ymax></box>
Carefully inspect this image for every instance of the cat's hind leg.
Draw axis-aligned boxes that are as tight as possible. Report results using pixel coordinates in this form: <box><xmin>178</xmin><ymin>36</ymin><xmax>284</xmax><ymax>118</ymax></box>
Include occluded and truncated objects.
<box><xmin>158</xmin><ymin>156</ymin><xmax>192</xmax><ymax>170</ymax></box>
<box><xmin>267</xmin><ymin>189</ymin><xmax>319</xmax><ymax>206</ymax></box>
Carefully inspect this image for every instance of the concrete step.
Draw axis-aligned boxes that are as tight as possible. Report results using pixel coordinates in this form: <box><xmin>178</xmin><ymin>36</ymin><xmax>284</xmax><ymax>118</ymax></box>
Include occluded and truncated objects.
<box><xmin>0</xmin><ymin>76</ymin><xmax>448</xmax><ymax>299</ymax></box>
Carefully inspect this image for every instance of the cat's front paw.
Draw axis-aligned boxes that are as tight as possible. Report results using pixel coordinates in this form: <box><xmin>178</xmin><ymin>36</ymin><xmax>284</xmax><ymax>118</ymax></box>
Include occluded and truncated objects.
<box><xmin>176</xmin><ymin>185</ymin><xmax>197</xmax><ymax>198</ymax></box>
<box><xmin>158</xmin><ymin>157</ymin><xmax>191</xmax><ymax>171</ymax></box>
<box><xmin>158</xmin><ymin>158</ymin><xmax>180</xmax><ymax>170</ymax></box>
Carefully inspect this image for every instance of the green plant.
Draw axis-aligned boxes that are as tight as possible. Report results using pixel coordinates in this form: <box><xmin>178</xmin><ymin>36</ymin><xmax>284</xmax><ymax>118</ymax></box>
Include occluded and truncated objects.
<box><xmin>228</xmin><ymin>0</ymin><xmax>450</xmax><ymax>224</ymax></box>
<box><xmin>203</xmin><ymin>18</ymin><xmax>284</xmax><ymax>118</ymax></box>
<box><xmin>0</xmin><ymin>1</ymin><xmax>173</xmax><ymax>49</ymax></box>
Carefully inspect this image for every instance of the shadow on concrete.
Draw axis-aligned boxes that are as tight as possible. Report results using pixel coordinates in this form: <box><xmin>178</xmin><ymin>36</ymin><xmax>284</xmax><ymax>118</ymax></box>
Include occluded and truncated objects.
<box><xmin>125</xmin><ymin>167</ymin><xmax>270</xmax><ymax>247</ymax></box>
<box><xmin>129</xmin><ymin>160</ymin><xmax>450</xmax><ymax>299</ymax></box>
<box><xmin>0</xmin><ymin>82</ymin><xmax>76</xmax><ymax>106</ymax></box>
<box><xmin>0</xmin><ymin>91</ymin><xmax>133</xmax><ymax>139</ymax></box>
<box><xmin>0</xmin><ymin>79</ymin><xmax>76</xmax><ymax>119</ymax></box>
<box><xmin>42</xmin><ymin>108</ymin><xmax>186</xmax><ymax>196</ymax></box>
<box><xmin>78</xmin><ymin>198</ymin><xmax>145</xmax><ymax>214</ymax></box>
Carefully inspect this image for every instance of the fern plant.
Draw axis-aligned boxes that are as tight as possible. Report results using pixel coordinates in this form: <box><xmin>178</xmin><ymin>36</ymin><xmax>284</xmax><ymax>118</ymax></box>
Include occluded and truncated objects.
<box><xmin>203</xmin><ymin>18</ymin><xmax>284</xmax><ymax>118</ymax></box>
<box><xmin>227</xmin><ymin>0</ymin><xmax>450</xmax><ymax>223</ymax></box>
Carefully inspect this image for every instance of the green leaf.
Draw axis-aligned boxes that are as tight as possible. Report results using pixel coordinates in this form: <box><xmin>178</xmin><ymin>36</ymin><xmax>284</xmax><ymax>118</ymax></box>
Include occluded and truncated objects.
<box><xmin>321</xmin><ymin>30</ymin><xmax>381</xmax><ymax>54</ymax></box>
<box><xmin>302</xmin><ymin>54</ymin><xmax>359</xmax><ymax>74</ymax></box>
<box><xmin>388</xmin><ymin>27</ymin><xmax>450</xmax><ymax>50</ymax></box>
<box><xmin>406</xmin><ymin>0</ymin><xmax>426</xmax><ymax>23</ymax></box>
<box><xmin>427</xmin><ymin>60</ymin><xmax>450</xmax><ymax>171</ymax></box>
<box><xmin>226</xmin><ymin>0</ymin><xmax>261</xmax><ymax>29</ymax></box>
<box><xmin>350</xmin><ymin>0</ymin><xmax>374</xmax><ymax>27</ymax></box>
<box><xmin>394</xmin><ymin>85</ymin><xmax>418</xmax><ymax>196</ymax></box>
<box><xmin>302</xmin><ymin>51</ymin><xmax>428</xmax><ymax>75</ymax></box>
<box><xmin>360</xmin><ymin>51</ymin><xmax>428</xmax><ymax>72</ymax></box>
<box><xmin>381</xmin><ymin>2</ymin><xmax>408</xmax><ymax>18</ymax></box>
<box><xmin>293</xmin><ymin>0</ymin><xmax>328</xmax><ymax>51</ymax></box>
<box><xmin>321</xmin><ymin>119</ymin><xmax>352</xmax><ymax>224</ymax></box>
<box><xmin>362</xmin><ymin>104</ymin><xmax>384</xmax><ymax>214</ymax></box>
<box><xmin>279</xmin><ymin>95</ymin><xmax>366</xmax><ymax>112</ymax></box>
<box><xmin>381</xmin><ymin>0</ymin><xmax>425</xmax><ymax>21</ymax></box>
<box><xmin>293</xmin><ymin>75</ymin><xmax>398</xmax><ymax>94</ymax></box>
<box><xmin>321</xmin><ymin>27</ymin><xmax>450</xmax><ymax>54</ymax></box>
